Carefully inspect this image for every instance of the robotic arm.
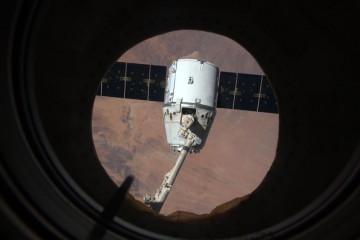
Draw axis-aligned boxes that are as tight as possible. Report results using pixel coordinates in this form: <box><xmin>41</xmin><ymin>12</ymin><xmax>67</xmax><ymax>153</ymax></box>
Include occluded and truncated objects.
<box><xmin>144</xmin><ymin>115</ymin><xmax>196</xmax><ymax>212</ymax></box>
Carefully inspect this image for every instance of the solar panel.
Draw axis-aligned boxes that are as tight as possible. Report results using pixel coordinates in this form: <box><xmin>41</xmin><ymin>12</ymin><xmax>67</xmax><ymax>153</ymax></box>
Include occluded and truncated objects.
<box><xmin>258</xmin><ymin>76</ymin><xmax>278</xmax><ymax>113</ymax></box>
<box><xmin>148</xmin><ymin>65</ymin><xmax>166</xmax><ymax>102</ymax></box>
<box><xmin>125</xmin><ymin>63</ymin><xmax>149</xmax><ymax>100</ymax></box>
<box><xmin>97</xmin><ymin>61</ymin><xmax>278</xmax><ymax>114</ymax></box>
<box><xmin>233</xmin><ymin>73</ymin><xmax>262</xmax><ymax>111</ymax></box>
<box><xmin>101</xmin><ymin>62</ymin><xmax>126</xmax><ymax>98</ymax></box>
<box><xmin>217</xmin><ymin>71</ymin><xmax>237</xmax><ymax>109</ymax></box>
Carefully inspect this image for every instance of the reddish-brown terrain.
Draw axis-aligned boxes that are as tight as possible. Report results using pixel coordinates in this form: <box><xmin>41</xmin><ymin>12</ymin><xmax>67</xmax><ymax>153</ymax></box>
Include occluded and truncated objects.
<box><xmin>118</xmin><ymin>30</ymin><xmax>264</xmax><ymax>75</ymax></box>
<box><xmin>92</xmin><ymin>30</ymin><xmax>278</xmax><ymax>215</ymax></box>
<box><xmin>92</xmin><ymin>97</ymin><xmax>278</xmax><ymax>215</ymax></box>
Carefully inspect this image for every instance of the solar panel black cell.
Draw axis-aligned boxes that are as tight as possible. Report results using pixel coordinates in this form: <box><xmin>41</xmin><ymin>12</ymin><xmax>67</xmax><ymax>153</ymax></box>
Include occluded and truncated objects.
<box><xmin>125</xmin><ymin>63</ymin><xmax>149</xmax><ymax>100</ymax></box>
<box><xmin>102</xmin><ymin>81</ymin><xmax>125</xmax><ymax>98</ymax></box>
<box><xmin>104</xmin><ymin>62</ymin><xmax>126</xmax><ymax>80</ymax></box>
<box><xmin>217</xmin><ymin>71</ymin><xmax>237</xmax><ymax>109</ymax></box>
<box><xmin>149</xmin><ymin>65</ymin><xmax>167</xmax><ymax>102</ymax></box>
<box><xmin>258</xmin><ymin>76</ymin><xmax>278</xmax><ymax>113</ymax></box>
<box><xmin>233</xmin><ymin>73</ymin><xmax>262</xmax><ymax>111</ymax></box>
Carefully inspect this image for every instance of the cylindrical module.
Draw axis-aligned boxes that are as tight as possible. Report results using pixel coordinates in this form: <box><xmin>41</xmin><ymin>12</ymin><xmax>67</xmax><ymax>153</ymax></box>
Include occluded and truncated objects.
<box><xmin>163</xmin><ymin>59</ymin><xmax>219</xmax><ymax>153</ymax></box>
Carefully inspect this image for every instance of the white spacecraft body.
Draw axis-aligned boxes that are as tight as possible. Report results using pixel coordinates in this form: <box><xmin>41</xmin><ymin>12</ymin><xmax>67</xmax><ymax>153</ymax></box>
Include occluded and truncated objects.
<box><xmin>144</xmin><ymin>59</ymin><xmax>219</xmax><ymax>211</ymax></box>
<box><xmin>163</xmin><ymin>59</ymin><xmax>219</xmax><ymax>153</ymax></box>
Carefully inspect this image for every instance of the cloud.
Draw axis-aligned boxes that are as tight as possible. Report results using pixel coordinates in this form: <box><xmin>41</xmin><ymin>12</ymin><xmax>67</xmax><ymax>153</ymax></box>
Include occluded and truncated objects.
<box><xmin>180</xmin><ymin>50</ymin><xmax>200</xmax><ymax>59</ymax></box>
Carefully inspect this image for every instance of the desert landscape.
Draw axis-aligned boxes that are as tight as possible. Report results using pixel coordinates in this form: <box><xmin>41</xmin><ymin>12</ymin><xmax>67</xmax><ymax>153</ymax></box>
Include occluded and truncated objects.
<box><xmin>92</xmin><ymin>30</ymin><xmax>279</xmax><ymax>215</ymax></box>
<box><xmin>118</xmin><ymin>30</ymin><xmax>265</xmax><ymax>75</ymax></box>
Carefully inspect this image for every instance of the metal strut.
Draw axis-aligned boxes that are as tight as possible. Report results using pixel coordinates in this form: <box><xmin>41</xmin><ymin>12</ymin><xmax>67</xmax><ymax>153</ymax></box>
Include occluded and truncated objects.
<box><xmin>143</xmin><ymin>115</ymin><xmax>196</xmax><ymax>212</ymax></box>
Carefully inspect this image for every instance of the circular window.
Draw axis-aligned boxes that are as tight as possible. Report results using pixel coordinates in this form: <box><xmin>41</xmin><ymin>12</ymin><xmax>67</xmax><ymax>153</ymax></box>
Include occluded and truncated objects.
<box><xmin>92</xmin><ymin>30</ymin><xmax>279</xmax><ymax>216</ymax></box>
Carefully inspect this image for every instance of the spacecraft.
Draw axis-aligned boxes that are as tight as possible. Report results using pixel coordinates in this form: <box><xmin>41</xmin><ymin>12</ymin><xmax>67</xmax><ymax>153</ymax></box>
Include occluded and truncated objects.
<box><xmin>97</xmin><ymin>58</ymin><xmax>278</xmax><ymax>213</ymax></box>
<box><xmin>143</xmin><ymin>59</ymin><xmax>219</xmax><ymax>212</ymax></box>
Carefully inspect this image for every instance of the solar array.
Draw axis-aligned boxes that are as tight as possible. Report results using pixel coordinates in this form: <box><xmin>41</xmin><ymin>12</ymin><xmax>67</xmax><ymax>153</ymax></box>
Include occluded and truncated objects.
<box><xmin>217</xmin><ymin>72</ymin><xmax>278</xmax><ymax>113</ymax></box>
<box><xmin>98</xmin><ymin>62</ymin><xmax>166</xmax><ymax>101</ymax></box>
<box><xmin>96</xmin><ymin>61</ymin><xmax>278</xmax><ymax>114</ymax></box>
